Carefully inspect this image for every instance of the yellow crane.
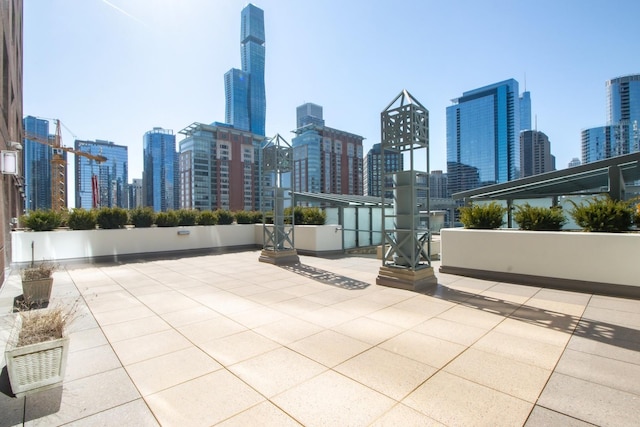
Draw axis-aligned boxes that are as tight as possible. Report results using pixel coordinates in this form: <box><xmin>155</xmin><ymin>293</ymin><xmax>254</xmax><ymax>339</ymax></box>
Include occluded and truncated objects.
<box><xmin>25</xmin><ymin>119</ymin><xmax>107</xmax><ymax>212</ymax></box>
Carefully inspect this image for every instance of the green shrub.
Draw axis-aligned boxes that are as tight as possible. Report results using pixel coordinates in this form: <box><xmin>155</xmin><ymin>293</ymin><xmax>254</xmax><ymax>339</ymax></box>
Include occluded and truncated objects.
<box><xmin>302</xmin><ymin>207</ymin><xmax>326</xmax><ymax>225</ymax></box>
<box><xmin>513</xmin><ymin>203</ymin><xmax>566</xmax><ymax>231</ymax></box>
<box><xmin>458</xmin><ymin>202</ymin><xmax>506</xmax><ymax>229</ymax></box>
<box><xmin>636</xmin><ymin>204</ymin><xmax>640</xmax><ymax>228</ymax></box>
<box><xmin>155</xmin><ymin>210</ymin><xmax>179</xmax><ymax>227</ymax></box>
<box><xmin>22</xmin><ymin>210</ymin><xmax>62</xmax><ymax>231</ymax></box>
<box><xmin>197</xmin><ymin>210</ymin><xmax>217</xmax><ymax>225</ymax></box>
<box><xmin>215</xmin><ymin>209</ymin><xmax>235</xmax><ymax>225</ymax></box>
<box><xmin>569</xmin><ymin>196</ymin><xmax>634</xmax><ymax>232</ymax></box>
<box><xmin>234</xmin><ymin>210</ymin><xmax>253</xmax><ymax>224</ymax></box>
<box><xmin>250</xmin><ymin>211</ymin><xmax>264</xmax><ymax>223</ymax></box>
<box><xmin>129</xmin><ymin>207</ymin><xmax>155</xmax><ymax>228</ymax></box>
<box><xmin>67</xmin><ymin>208</ymin><xmax>97</xmax><ymax>230</ymax></box>
<box><xmin>176</xmin><ymin>209</ymin><xmax>198</xmax><ymax>226</ymax></box>
<box><xmin>96</xmin><ymin>207</ymin><xmax>128</xmax><ymax>229</ymax></box>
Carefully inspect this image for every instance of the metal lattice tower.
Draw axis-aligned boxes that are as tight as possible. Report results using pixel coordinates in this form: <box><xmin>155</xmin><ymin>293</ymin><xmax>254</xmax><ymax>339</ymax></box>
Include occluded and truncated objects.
<box><xmin>377</xmin><ymin>90</ymin><xmax>437</xmax><ymax>291</ymax></box>
<box><xmin>259</xmin><ymin>134</ymin><xmax>299</xmax><ymax>264</ymax></box>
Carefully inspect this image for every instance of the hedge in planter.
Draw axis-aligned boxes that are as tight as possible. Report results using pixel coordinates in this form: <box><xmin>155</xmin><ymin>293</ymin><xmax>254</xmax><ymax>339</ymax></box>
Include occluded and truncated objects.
<box><xmin>96</xmin><ymin>207</ymin><xmax>128</xmax><ymax>229</ymax></box>
<box><xmin>458</xmin><ymin>202</ymin><xmax>506</xmax><ymax>229</ymax></box>
<box><xmin>513</xmin><ymin>203</ymin><xmax>566</xmax><ymax>231</ymax></box>
<box><xmin>21</xmin><ymin>210</ymin><xmax>63</xmax><ymax>231</ymax></box>
<box><xmin>129</xmin><ymin>207</ymin><xmax>155</xmax><ymax>228</ymax></box>
<box><xmin>67</xmin><ymin>208</ymin><xmax>97</xmax><ymax>230</ymax></box>
<box><xmin>569</xmin><ymin>196</ymin><xmax>635</xmax><ymax>232</ymax></box>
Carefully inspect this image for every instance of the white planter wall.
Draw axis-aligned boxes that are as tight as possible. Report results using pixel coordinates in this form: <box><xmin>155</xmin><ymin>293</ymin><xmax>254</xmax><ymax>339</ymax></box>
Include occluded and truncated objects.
<box><xmin>12</xmin><ymin>224</ymin><xmax>344</xmax><ymax>263</ymax></box>
<box><xmin>440</xmin><ymin>228</ymin><xmax>639</xmax><ymax>292</ymax></box>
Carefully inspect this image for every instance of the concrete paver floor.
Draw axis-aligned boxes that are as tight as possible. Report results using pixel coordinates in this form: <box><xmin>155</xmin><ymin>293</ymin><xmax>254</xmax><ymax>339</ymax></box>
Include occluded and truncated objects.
<box><xmin>1</xmin><ymin>251</ymin><xmax>639</xmax><ymax>426</ymax></box>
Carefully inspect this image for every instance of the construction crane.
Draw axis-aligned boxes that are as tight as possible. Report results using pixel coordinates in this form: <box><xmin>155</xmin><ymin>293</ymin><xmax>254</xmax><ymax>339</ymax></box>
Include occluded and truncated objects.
<box><xmin>24</xmin><ymin>119</ymin><xmax>107</xmax><ymax>212</ymax></box>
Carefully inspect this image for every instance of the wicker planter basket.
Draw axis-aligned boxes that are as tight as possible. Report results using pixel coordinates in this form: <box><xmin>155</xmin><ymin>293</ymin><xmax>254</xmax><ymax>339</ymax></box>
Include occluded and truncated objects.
<box><xmin>21</xmin><ymin>277</ymin><xmax>53</xmax><ymax>304</ymax></box>
<box><xmin>4</xmin><ymin>314</ymin><xmax>70</xmax><ymax>397</ymax></box>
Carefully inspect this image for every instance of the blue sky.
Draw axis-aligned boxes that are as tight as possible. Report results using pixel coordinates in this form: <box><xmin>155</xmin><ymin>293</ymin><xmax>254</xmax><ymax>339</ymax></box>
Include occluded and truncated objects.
<box><xmin>24</xmin><ymin>0</ymin><xmax>640</xmax><ymax>191</ymax></box>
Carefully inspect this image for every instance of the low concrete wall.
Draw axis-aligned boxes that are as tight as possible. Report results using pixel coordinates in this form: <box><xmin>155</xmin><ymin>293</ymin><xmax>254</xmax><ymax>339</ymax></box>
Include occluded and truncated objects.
<box><xmin>12</xmin><ymin>225</ymin><xmax>257</xmax><ymax>263</ymax></box>
<box><xmin>439</xmin><ymin>228</ymin><xmax>640</xmax><ymax>298</ymax></box>
<box><xmin>12</xmin><ymin>224</ymin><xmax>345</xmax><ymax>264</ymax></box>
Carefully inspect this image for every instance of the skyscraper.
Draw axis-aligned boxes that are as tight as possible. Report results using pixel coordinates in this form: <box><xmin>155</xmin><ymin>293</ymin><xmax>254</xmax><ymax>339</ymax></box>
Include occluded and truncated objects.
<box><xmin>75</xmin><ymin>140</ymin><xmax>128</xmax><ymax>209</ymax></box>
<box><xmin>520</xmin><ymin>130</ymin><xmax>555</xmax><ymax>177</ymax></box>
<box><xmin>292</xmin><ymin>104</ymin><xmax>364</xmax><ymax>196</ymax></box>
<box><xmin>179</xmin><ymin>122</ymin><xmax>263</xmax><ymax>211</ymax></box>
<box><xmin>520</xmin><ymin>91</ymin><xmax>532</xmax><ymax>131</ymax></box>
<box><xmin>446</xmin><ymin>79</ymin><xmax>522</xmax><ymax>194</ymax></box>
<box><xmin>364</xmin><ymin>143</ymin><xmax>403</xmax><ymax>197</ymax></box>
<box><xmin>23</xmin><ymin>116</ymin><xmax>52</xmax><ymax>211</ymax></box>
<box><xmin>225</xmin><ymin>4</ymin><xmax>266</xmax><ymax>136</ymax></box>
<box><xmin>582</xmin><ymin>74</ymin><xmax>640</xmax><ymax>164</ymax></box>
<box><xmin>143</xmin><ymin>127</ymin><xmax>178</xmax><ymax>212</ymax></box>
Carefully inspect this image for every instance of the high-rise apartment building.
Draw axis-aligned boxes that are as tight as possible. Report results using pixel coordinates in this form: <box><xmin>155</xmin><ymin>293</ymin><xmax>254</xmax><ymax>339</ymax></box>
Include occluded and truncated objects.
<box><xmin>1</xmin><ymin>0</ymin><xmax>23</xmax><ymax>282</ymax></box>
<box><xmin>75</xmin><ymin>140</ymin><xmax>128</xmax><ymax>209</ymax></box>
<box><xmin>179</xmin><ymin>122</ymin><xmax>263</xmax><ymax>211</ymax></box>
<box><xmin>446</xmin><ymin>79</ymin><xmax>523</xmax><ymax>194</ymax></box>
<box><xmin>568</xmin><ymin>157</ymin><xmax>581</xmax><ymax>168</ymax></box>
<box><xmin>363</xmin><ymin>143</ymin><xmax>403</xmax><ymax>197</ymax></box>
<box><xmin>128</xmin><ymin>178</ymin><xmax>143</xmax><ymax>209</ymax></box>
<box><xmin>429</xmin><ymin>170</ymin><xmax>449</xmax><ymax>199</ymax></box>
<box><xmin>582</xmin><ymin>74</ymin><xmax>640</xmax><ymax>164</ymax></box>
<box><xmin>143</xmin><ymin>127</ymin><xmax>178</xmax><ymax>212</ymax></box>
<box><xmin>296</xmin><ymin>103</ymin><xmax>324</xmax><ymax>129</ymax></box>
<box><xmin>23</xmin><ymin>116</ymin><xmax>52</xmax><ymax>210</ymax></box>
<box><xmin>520</xmin><ymin>130</ymin><xmax>555</xmax><ymax>177</ymax></box>
<box><xmin>292</xmin><ymin>105</ymin><xmax>364</xmax><ymax>196</ymax></box>
<box><xmin>225</xmin><ymin>4</ymin><xmax>266</xmax><ymax>136</ymax></box>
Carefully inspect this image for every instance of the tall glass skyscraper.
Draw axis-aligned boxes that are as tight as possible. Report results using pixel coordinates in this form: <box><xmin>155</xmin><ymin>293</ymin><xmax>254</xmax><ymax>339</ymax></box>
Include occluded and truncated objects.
<box><xmin>446</xmin><ymin>79</ymin><xmax>522</xmax><ymax>194</ymax></box>
<box><xmin>23</xmin><ymin>116</ymin><xmax>52</xmax><ymax>211</ymax></box>
<box><xmin>143</xmin><ymin>128</ymin><xmax>178</xmax><ymax>212</ymax></box>
<box><xmin>363</xmin><ymin>143</ymin><xmax>403</xmax><ymax>197</ymax></box>
<box><xmin>225</xmin><ymin>4</ymin><xmax>266</xmax><ymax>136</ymax></box>
<box><xmin>582</xmin><ymin>74</ymin><xmax>640</xmax><ymax>163</ymax></box>
<box><xmin>75</xmin><ymin>140</ymin><xmax>128</xmax><ymax>209</ymax></box>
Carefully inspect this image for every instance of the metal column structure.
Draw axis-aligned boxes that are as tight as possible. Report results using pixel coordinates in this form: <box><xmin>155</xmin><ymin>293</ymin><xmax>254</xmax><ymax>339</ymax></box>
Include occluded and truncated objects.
<box><xmin>259</xmin><ymin>134</ymin><xmax>300</xmax><ymax>265</ymax></box>
<box><xmin>376</xmin><ymin>90</ymin><xmax>437</xmax><ymax>291</ymax></box>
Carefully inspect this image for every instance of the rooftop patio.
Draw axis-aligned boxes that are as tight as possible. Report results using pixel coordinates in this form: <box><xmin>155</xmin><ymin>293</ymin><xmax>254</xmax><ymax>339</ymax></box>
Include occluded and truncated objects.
<box><xmin>1</xmin><ymin>250</ymin><xmax>638</xmax><ymax>426</ymax></box>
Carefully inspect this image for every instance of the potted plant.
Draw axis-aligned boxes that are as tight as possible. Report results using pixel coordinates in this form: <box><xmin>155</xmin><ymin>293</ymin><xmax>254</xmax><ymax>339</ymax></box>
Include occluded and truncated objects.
<box><xmin>4</xmin><ymin>306</ymin><xmax>72</xmax><ymax>397</ymax></box>
<box><xmin>21</xmin><ymin>260</ymin><xmax>57</xmax><ymax>305</ymax></box>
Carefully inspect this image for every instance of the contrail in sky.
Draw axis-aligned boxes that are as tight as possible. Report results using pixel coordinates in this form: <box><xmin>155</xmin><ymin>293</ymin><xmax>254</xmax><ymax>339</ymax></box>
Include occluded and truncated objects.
<box><xmin>100</xmin><ymin>0</ymin><xmax>149</xmax><ymax>28</ymax></box>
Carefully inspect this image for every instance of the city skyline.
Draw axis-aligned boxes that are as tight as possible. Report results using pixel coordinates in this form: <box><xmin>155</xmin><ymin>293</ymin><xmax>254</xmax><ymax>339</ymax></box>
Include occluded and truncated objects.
<box><xmin>23</xmin><ymin>1</ymin><xmax>640</xmax><ymax>203</ymax></box>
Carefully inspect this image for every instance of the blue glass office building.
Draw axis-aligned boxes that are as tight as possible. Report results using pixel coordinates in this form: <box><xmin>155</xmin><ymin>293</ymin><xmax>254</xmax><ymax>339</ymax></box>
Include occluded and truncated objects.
<box><xmin>225</xmin><ymin>4</ymin><xmax>266</xmax><ymax>136</ymax></box>
<box><xmin>143</xmin><ymin>128</ymin><xmax>178</xmax><ymax>212</ymax></box>
<box><xmin>75</xmin><ymin>140</ymin><xmax>128</xmax><ymax>209</ymax></box>
<box><xmin>446</xmin><ymin>79</ymin><xmax>521</xmax><ymax>194</ymax></box>
<box><xmin>582</xmin><ymin>74</ymin><xmax>640</xmax><ymax>164</ymax></box>
<box><xmin>23</xmin><ymin>116</ymin><xmax>52</xmax><ymax>211</ymax></box>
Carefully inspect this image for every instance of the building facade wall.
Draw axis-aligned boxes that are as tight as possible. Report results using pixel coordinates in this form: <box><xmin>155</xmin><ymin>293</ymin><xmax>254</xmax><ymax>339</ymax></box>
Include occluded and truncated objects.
<box><xmin>143</xmin><ymin>127</ymin><xmax>177</xmax><ymax>212</ymax></box>
<box><xmin>23</xmin><ymin>115</ymin><xmax>51</xmax><ymax>210</ymax></box>
<box><xmin>0</xmin><ymin>0</ymin><xmax>23</xmax><ymax>283</ymax></box>
<box><xmin>75</xmin><ymin>140</ymin><xmax>128</xmax><ymax>209</ymax></box>
<box><xmin>520</xmin><ymin>130</ymin><xmax>555</xmax><ymax>177</ymax></box>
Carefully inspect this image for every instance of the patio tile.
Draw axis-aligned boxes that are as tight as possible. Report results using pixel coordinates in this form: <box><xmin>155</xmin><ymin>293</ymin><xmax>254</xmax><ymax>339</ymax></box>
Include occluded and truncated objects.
<box><xmin>411</xmin><ymin>317</ymin><xmax>489</xmax><ymax>346</ymax></box>
<box><xmin>270</xmin><ymin>298</ymin><xmax>325</xmax><ymax>317</ymax></box>
<box><xmin>443</xmin><ymin>348</ymin><xmax>552</xmax><ymax>403</ymax></box>
<box><xmin>273</xmin><ymin>370</ymin><xmax>396</xmax><ymax>427</ymax></box>
<box><xmin>226</xmin><ymin>305</ymin><xmax>288</xmax><ymax>329</ymax></box>
<box><xmin>371</xmin><ymin>404</ymin><xmax>445</xmax><ymax>426</ymax></box>
<box><xmin>24</xmin><ymin>368</ymin><xmax>140</xmax><ymax>426</ymax></box>
<box><xmin>65</xmin><ymin>344</ymin><xmax>122</xmax><ymax>382</ymax></box>
<box><xmin>331</xmin><ymin>316</ymin><xmax>403</xmax><ymax>345</ymax></box>
<box><xmin>288</xmin><ymin>330</ymin><xmax>371</xmax><ymax>367</ymax></box>
<box><xmin>436</xmin><ymin>305</ymin><xmax>505</xmax><ymax>329</ymax></box>
<box><xmin>524</xmin><ymin>288</ymin><xmax>590</xmax><ymax>317</ymax></box>
<box><xmin>493</xmin><ymin>317</ymin><xmax>573</xmax><ymax>347</ymax></box>
<box><xmin>229</xmin><ymin>347</ymin><xmax>326</xmax><ymax>397</ymax></box>
<box><xmin>246</xmin><ymin>289</ymin><xmax>297</xmax><ymax>305</ymax></box>
<box><xmin>82</xmin><ymin>291</ymin><xmax>141</xmax><ymax>313</ymax></box>
<box><xmin>524</xmin><ymin>406</ymin><xmax>594</xmax><ymax>427</ymax></box>
<box><xmin>566</xmin><ymin>334</ymin><xmax>640</xmax><ymax>365</ymax></box>
<box><xmin>295</xmin><ymin>306</ymin><xmax>359</xmax><ymax>328</ymax></box>
<box><xmin>216</xmin><ymin>401</ymin><xmax>302</xmax><ymax>426</ymax></box>
<box><xmin>581</xmin><ymin>305</ymin><xmax>640</xmax><ymax>329</ymax></box>
<box><xmin>145</xmin><ymin>370</ymin><xmax>264</xmax><ymax>427</ymax></box>
<box><xmin>67</xmin><ymin>326</ymin><xmax>108</xmax><ymax>352</ymax></box>
<box><xmin>177</xmin><ymin>316</ymin><xmax>247</xmax><ymax>345</ymax></box>
<box><xmin>111</xmin><ymin>329</ymin><xmax>192</xmax><ymax>365</ymax></box>
<box><xmin>587</xmin><ymin>295</ymin><xmax>640</xmax><ymax>313</ymax></box>
<box><xmin>91</xmin><ymin>305</ymin><xmax>157</xmax><ymax>326</ymax></box>
<box><xmin>137</xmin><ymin>290</ymin><xmax>201</xmax><ymax>314</ymax></box>
<box><xmin>380</xmin><ymin>331</ymin><xmax>466</xmax><ymax>368</ymax></box>
<box><xmin>553</xmin><ymin>348</ymin><xmax>640</xmax><ymax>395</ymax></box>
<box><xmin>125</xmin><ymin>347</ymin><xmax>221</xmax><ymax>396</ymax></box>
<box><xmin>480</xmin><ymin>282</ymin><xmax>541</xmax><ymax>305</ymax></box>
<box><xmin>101</xmin><ymin>315</ymin><xmax>171</xmax><ymax>343</ymax></box>
<box><xmin>403</xmin><ymin>371</ymin><xmax>532</xmax><ymax>427</ymax></box>
<box><xmin>335</xmin><ymin>347</ymin><xmax>437</xmax><ymax>400</ymax></box>
<box><xmin>159</xmin><ymin>305</ymin><xmax>220</xmax><ymax>328</ymax></box>
<box><xmin>472</xmin><ymin>330</ymin><xmax>566</xmax><ymax>370</ymax></box>
<box><xmin>199</xmin><ymin>330</ymin><xmax>280</xmax><ymax>365</ymax></box>
<box><xmin>537</xmin><ymin>372</ymin><xmax>640</xmax><ymax>427</ymax></box>
<box><xmin>62</xmin><ymin>399</ymin><xmax>159</xmax><ymax>427</ymax></box>
<box><xmin>253</xmin><ymin>316</ymin><xmax>323</xmax><ymax>345</ymax></box>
